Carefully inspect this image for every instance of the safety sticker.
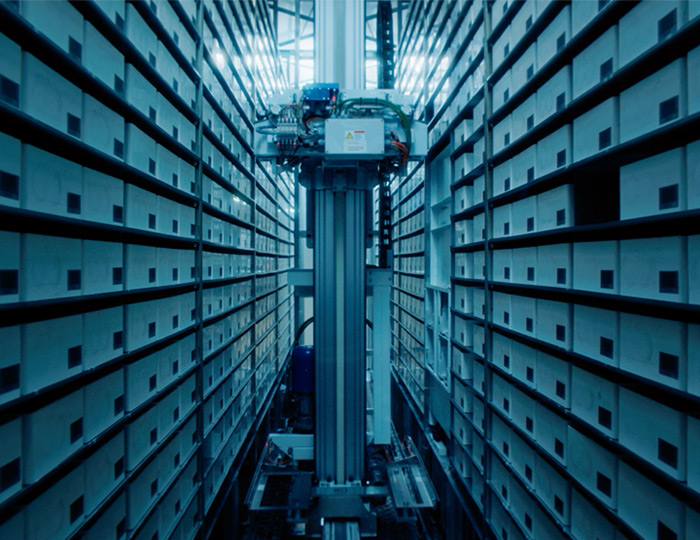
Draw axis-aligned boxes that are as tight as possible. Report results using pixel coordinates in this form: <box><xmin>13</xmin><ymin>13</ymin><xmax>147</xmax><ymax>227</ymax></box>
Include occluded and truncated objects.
<box><xmin>344</xmin><ymin>130</ymin><xmax>367</xmax><ymax>152</ymax></box>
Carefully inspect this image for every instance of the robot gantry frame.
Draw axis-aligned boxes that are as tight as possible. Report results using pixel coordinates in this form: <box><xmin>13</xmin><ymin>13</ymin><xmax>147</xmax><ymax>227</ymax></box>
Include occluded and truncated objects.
<box><xmin>248</xmin><ymin>85</ymin><xmax>433</xmax><ymax>539</ymax></box>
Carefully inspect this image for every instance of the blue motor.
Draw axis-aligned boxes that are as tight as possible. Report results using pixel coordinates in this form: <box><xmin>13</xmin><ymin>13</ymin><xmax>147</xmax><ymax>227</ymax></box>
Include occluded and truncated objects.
<box><xmin>291</xmin><ymin>345</ymin><xmax>314</xmax><ymax>394</ymax></box>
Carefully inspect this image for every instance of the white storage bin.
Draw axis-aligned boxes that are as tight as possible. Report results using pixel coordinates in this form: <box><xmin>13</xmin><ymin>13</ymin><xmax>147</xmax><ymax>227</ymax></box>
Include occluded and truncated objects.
<box><xmin>534</xmin><ymin>454</ymin><xmax>570</xmax><ymax>525</ymax></box>
<box><xmin>127</xmin><ymin>456</ymin><xmax>160</xmax><ymax>527</ymax></box>
<box><xmin>620</xmin><ymin>388</ymin><xmax>685</xmax><ymax>479</ymax></box>
<box><xmin>536</xmin><ymin>299</ymin><xmax>571</xmax><ymax>349</ymax></box>
<box><xmin>687</xmin><ymin>416</ymin><xmax>700</xmax><ymax>493</ymax></box>
<box><xmin>572</xmin><ymin>26</ymin><xmax>617</xmax><ymax>99</ymax></box>
<box><xmin>83</xmin><ymin>94</ymin><xmax>125</xmax><ymax>158</ymax></box>
<box><xmin>126</xmin><ymin>352</ymin><xmax>159</xmax><ymax>411</ymax></box>
<box><xmin>492</xmin><ymin>160</ymin><xmax>512</xmax><ymax>197</ymax></box>
<box><xmin>511</xmin><ymin>145</ymin><xmax>536</xmax><ymax>189</ymax></box>
<box><xmin>510</xmin><ymin>196</ymin><xmax>536</xmax><ymax>236</ymax></box>
<box><xmin>84</xmin><ymin>493</ymin><xmax>126</xmax><ymax>540</ymax></box>
<box><xmin>536</xmin><ymin>184</ymin><xmax>572</xmax><ymax>230</ymax></box>
<box><xmin>492</xmin><ymin>373</ymin><xmax>512</xmax><ymax>418</ymax></box>
<box><xmin>125</xmin><ymin>4</ymin><xmax>157</xmax><ymax>66</ymax></box>
<box><xmin>493</xmin><ymin>69</ymin><xmax>511</xmax><ymax>114</ymax></box>
<box><xmin>22</xmin><ymin>0</ymin><xmax>83</xmax><ymax>61</ymax></box>
<box><xmin>159</xmin><ymin>386</ymin><xmax>181</xmax><ymax>440</ymax></box>
<box><xmin>572</xmin><ymin>305</ymin><xmax>618</xmax><ymax>367</ymax></box>
<box><xmin>690</xmin><ymin>45</ymin><xmax>700</xmax><ymax>115</ymax></box>
<box><xmin>511</xmin><ymin>294</ymin><xmax>536</xmax><ymax>338</ymax></box>
<box><xmin>493</xmin><ymin>249</ymin><xmax>512</xmax><ymax>283</ymax></box>
<box><xmin>0</xmin><ymin>230</ymin><xmax>20</xmax><ymax>306</ymax></box>
<box><xmin>492</xmin><ymin>25</ymin><xmax>511</xmax><ymax>72</ymax></box>
<box><xmin>0</xmin><ymin>132</ymin><xmax>20</xmax><ymax>211</ymax></box>
<box><xmin>618</xmin><ymin>461</ymin><xmax>683</xmax><ymax>540</ymax></box>
<box><xmin>157</xmin><ymin>91</ymin><xmax>179</xmax><ymax>139</ymax></box>
<box><xmin>493</xmin><ymin>115</ymin><xmax>512</xmax><ymax>155</ymax></box>
<box><xmin>689</xmin><ymin>140</ymin><xmax>700</xmax><ymax>210</ymax></box>
<box><xmin>536</xmin><ymin>243</ymin><xmax>570</xmax><ymax>288</ymax></box>
<box><xmin>509</xmin><ymin>479</ymin><xmax>535</xmax><ymax>535</ymax></box>
<box><xmin>22</xmin><ymin>314</ymin><xmax>82</xmax><ymax>393</ymax></box>
<box><xmin>125</xmin><ymin>403</ymin><xmax>159</xmax><ymax>470</ymax></box>
<box><xmin>0</xmin><ymin>326</ymin><xmax>20</xmax><ymax>406</ymax></box>
<box><xmin>82</xmin><ymin>168</ymin><xmax>124</xmax><ymax>225</ymax></box>
<box><xmin>511</xmin><ymin>95</ymin><xmax>536</xmax><ymax>143</ymax></box>
<box><xmin>536</xmin><ymin>351</ymin><xmax>570</xmax><ymax>408</ymax></box>
<box><xmin>620</xmin><ymin>60</ymin><xmax>684</xmax><ymax>143</ymax></box>
<box><xmin>572</xmin><ymin>240</ymin><xmax>618</xmax><ymax>294</ymax></box>
<box><xmin>125</xmin><ymin>298</ymin><xmax>160</xmax><ymax>351</ymax></box>
<box><xmin>492</xmin><ymin>332</ymin><xmax>512</xmax><ymax>373</ymax></box>
<box><xmin>537</xmin><ymin>5</ymin><xmax>571</xmax><ymax>68</ymax></box>
<box><xmin>536</xmin><ymin>66</ymin><xmax>570</xmax><ymax>122</ymax></box>
<box><xmin>620</xmin><ymin>148</ymin><xmax>685</xmax><ymax>220</ymax></box>
<box><xmin>84</xmin><ymin>22</ymin><xmax>124</xmax><ymax>93</ymax></box>
<box><xmin>22</xmin><ymin>54</ymin><xmax>82</xmax><ymax>138</ymax></box>
<box><xmin>83</xmin><ymin>432</ymin><xmax>124</xmax><ymax>514</ymax></box>
<box><xmin>0</xmin><ymin>418</ymin><xmax>22</xmax><ymax>503</ymax></box>
<box><xmin>511</xmin><ymin>43</ymin><xmax>537</xmax><ymax>95</ymax></box>
<box><xmin>84</xmin><ymin>370</ymin><xmax>124</xmax><ymax>440</ymax></box>
<box><xmin>619</xmin><ymin>312</ymin><xmax>685</xmax><ymax>390</ymax></box>
<box><xmin>571</xmin><ymin>0</ymin><xmax>600</xmax><ymax>37</ymax></box>
<box><xmin>83</xmin><ymin>306</ymin><xmax>123</xmax><ymax>369</ymax></box>
<box><xmin>493</xmin><ymin>291</ymin><xmax>512</xmax><ymax>330</ymax></box>
<box><xmin>536</xmin><ymin>125</ymin><xmax>570</xmax><ymax>177</ymax></box>
<box><xmin>619</xmin><ymin>236</ymin><xmax>684</xmax><ymax>302</ymax></box>
<box><xmin>25</xmin><ymin>466</ymin><xmax>85</xmax><ymax>540</ymax></box>
<box><xmin>83</xmin><ymin>240</ymin><xmax>123</xmax><ymax>295</ymax></box>
<box><xmin>22</xmin><ymin>145</ymin><xmax>82</xmax><ymax>218</ymax></box>
<box><xmin>126</xmin><ymin>124</ymin><xmax>158</xmax><ymax>176</ymax></box>
<box><xmin>0</xmin><ymin>33</ymin><xmax>21</xmax><ymax>110</ymax></box>
<box><xmin>24</xmin><ymin>390</ymin><xmax>84</xmax><ymax>483</ymax></box>
<box><xmin>493</xmin><ymin>204</ymin><xmax>512</xmax><ymax>238</ymax></box>
<box><xmin>510</xmin><ymin>429</ymin><xmax>535</xmax><ymax>489</ymax></box>
<box><xmin>573</xmin><ymin>96</ymin><xmax>619</xmax><ymax>160</ymax></box>
<box><xmin>572</xmin><ymin>365</ymin><xmax>618</xmax><ymax>442</ymax></box>
<box><xmin>125</xmin><ymin>244</ymin><xmax>158</xmax><ymax>291</ymax></box>
<box><xmin>619</xmin><ymin>1</ymin><xmax>685</xmax><ymax>67</ymax></box>
<box><xmin>535</xmin><ymin>402</ymin><xmax>568</xmax><ymax>464</ymax></box>
<box><xmin>568</xmin><ymin>427</ymin><xmax>616</xmax><ymax>508</ymax></box>
<box><xmin>125</xmin><ymin>64</ymin><xmax>157</xmax><ymax>119</ymax></box>
<box><xmin>511</xmin><ymin>246</ymin><xmax>536</xmax><ymax>285</ymax></box>
<box><xmin>570</xmin><ymin>488</ymin><xmax>616</xmax><ymax>540</ymax></box>
<box><xmin>510</xmin><ymin>385</ymin><xmax>536</xmax><ymax>436</ymax></box>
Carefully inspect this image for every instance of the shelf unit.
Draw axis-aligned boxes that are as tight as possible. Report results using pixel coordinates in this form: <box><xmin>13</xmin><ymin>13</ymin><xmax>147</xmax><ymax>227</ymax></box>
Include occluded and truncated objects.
<box><xmin>392</xmin><ymin>2</ymin><xmax>700</xmax><ymax>540</ymax></box>
<box><xmin>0</xmin><ymin>2</ymin><xmax>293</xmax><ymax>540</ymax></box>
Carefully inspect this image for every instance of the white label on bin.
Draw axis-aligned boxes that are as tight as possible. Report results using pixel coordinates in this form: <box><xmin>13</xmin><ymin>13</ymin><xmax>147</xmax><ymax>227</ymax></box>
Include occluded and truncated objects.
<box><xmin>344</xmin><ymin>130</ymin><xmax>367</xmax><ymax>152</ymax></box>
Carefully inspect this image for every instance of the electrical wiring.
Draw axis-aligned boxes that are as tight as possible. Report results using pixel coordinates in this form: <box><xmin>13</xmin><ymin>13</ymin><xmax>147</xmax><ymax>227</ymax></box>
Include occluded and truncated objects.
<box><xmin>335</xmin><ymin>98</ymin><xmax>413</xmax><ymax>155</ymax></box>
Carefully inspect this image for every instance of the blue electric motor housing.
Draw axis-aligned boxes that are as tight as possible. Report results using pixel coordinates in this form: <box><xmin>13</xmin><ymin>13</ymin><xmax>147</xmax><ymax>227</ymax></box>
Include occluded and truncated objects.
<box><xmin>291</xmin><ymin>345</ymin><xmax>314</xmax><ymax>394</ymax></box>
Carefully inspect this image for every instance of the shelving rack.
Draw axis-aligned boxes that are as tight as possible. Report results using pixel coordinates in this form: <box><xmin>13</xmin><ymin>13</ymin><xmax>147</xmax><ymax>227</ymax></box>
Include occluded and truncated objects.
<box><xmin>392</xmin><ymin>1</ymin><xmax>700</xmax><ymax>540</ymax></box>
<box><xmin>0</xmin><ymin>1</ymin><xmax>293</xmax><ymax>539</ymax></box>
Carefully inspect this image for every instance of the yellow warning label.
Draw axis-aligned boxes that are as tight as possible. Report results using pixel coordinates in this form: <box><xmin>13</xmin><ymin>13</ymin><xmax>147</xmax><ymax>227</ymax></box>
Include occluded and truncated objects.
<box><xmin>346</xmin><ymin>132</ymin><xmax>353</xmax><ymax>139</ymax></box>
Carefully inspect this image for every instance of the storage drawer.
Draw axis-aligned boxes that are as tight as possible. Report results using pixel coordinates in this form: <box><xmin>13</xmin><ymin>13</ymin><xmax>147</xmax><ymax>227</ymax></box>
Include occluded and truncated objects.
<box><xmin>22</xmin><ymin>314</ymin><xmax>83</xmax><ymax>393</ymax></box>
<box><xmin>537</xmin><ymin>5</ymin><xmax>571</xmax><ymax>68</ymax></box>
<box><xmin>573</xmin><ymin>97</ymin><xmax>618</xmax><ymax>162</ymax></box>
<box><xmin>572</xmin><ymin>305</ymin><xmax>619</xmax><ymax>367</ymax></box>
<box><xmin>618</xmin><ymin>461</ymin><xmax>683</xmax><ymax>540</ymax></box>
<box><xmin>619</xmin><ymin>312</ymin><xmax>685</xmax><ymax>391</ymax></box>
<box><xmin>572</xmin><ymin>26</ymin><xmax>617</xmax><ymax>99</ymax></box>
<box><xmin>536</xmin><ymin>351</ymin><xmax>570</xmax><ymax>408</ymax></box>
<box><xmin>83</xmin><ymin>432</ymin><xmax>125</xmax><ymax>514</ymax></box>
<box><xmin>25</xmin><ymin>466</ymin><xmax>85</xmax><ymax>540</ymax></box>
<box><xmin>536</xmin><ymin>125</ymin><xmax>570</xmax><ymax>177</ymax></box>
<box><xmin>619</xmin><ymin>388</ymin><xmax>685</xmax><ymax>479</ymax></box>
<box><xmin>620</xmin><ymin>148</ymin><xmax>685</xmax><ymax>219</ymax></box>
<box><xmin>24</xmin><ymin>390</ymin><xmax>84</xmax><ymax>483</ymax></box>
<box><xmin>619</xmin><ymin>1</ymin><xmax>685</xmax><ymax>67</ymax></box>
<box><xmin>84</xmin><ymin>22</ymin><xmax>124</xmax><ymax>94</ymax></box>
<box><xmin>619</xmin><ymin>236</ymin><xmax>684</xmax><ymax>302</ymax></box>
<box><xmin>0</xmin><ymin>418</ymin><xmax>22</xmax><ymax>503</ymax></box>
<box><xmin>568</xmin><ymin>427</ymin><xmax>616</xmax><ymax>508</ymax></box>
<box><xmin>620</xmin><ymin>60</ymin><xmax>684</xmax><ymax>143</ymax></box>
<box><xmin>84</xmin><ymin>370</ymin><xmax>124</xmax><ymax>440</ymax></box>
<box><xmin>82</xmin><ymin>168</ymin><xmax>124</xmax><ymax>226</ymax></box>
<box><xmin>536</xmin><ymin>243</ymin><xmax>570</xmax><ymax>288</ymax></box>
<box><xmin>22</xmin><ymin>145</ymin><xmax>82</xmax><ymax>218</ymax></box>
<box><xmin>22</xmin><ymin>54</ymin><xmax>82</xmax><ymax>138</ymax></box>
<box><xmin>536</xmin><ymin>299</ymin><xmax>571</xmax><ymax>349</ymax></box>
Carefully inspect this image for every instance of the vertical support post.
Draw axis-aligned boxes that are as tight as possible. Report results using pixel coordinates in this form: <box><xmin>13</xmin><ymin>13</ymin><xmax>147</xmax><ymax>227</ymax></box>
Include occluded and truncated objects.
<box><xmin>312</xmin><ymin>170</ymin><xmax>368</xmax><ymax>485</ymax></box>
<box><xmin>371</xmin><ymin>269</ymin><xmax>392</xmax><ymax>445</ymax></box>
<box><xmin>315</xmin><ymin>0</ymin><xmax>365</xmax><ymax>88</ymax></box>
